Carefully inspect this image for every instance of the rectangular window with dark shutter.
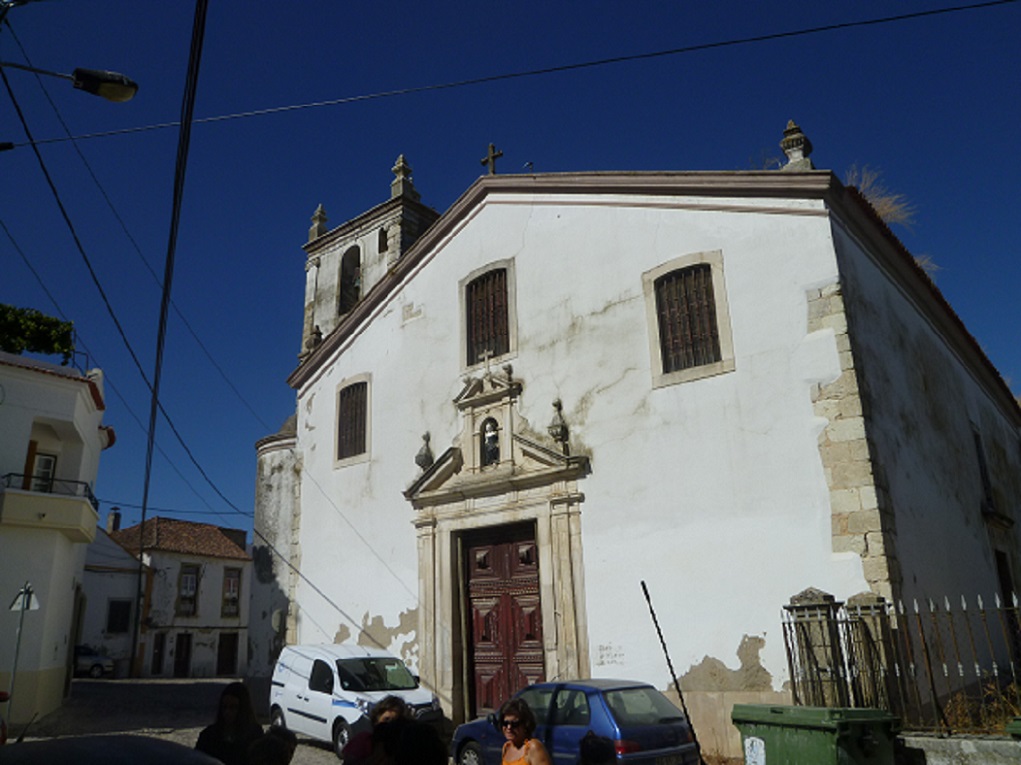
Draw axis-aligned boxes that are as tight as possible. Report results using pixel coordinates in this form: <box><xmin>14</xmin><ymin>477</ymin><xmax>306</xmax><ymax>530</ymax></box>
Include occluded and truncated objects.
<box><xmin>338</xmin><ymin>381</ymin><xmax>368</xmax><ymax>460</ymax></box>
<box><xmin>106</xmin><ymin>600</ymin><xmax>131</xmax><ymax>633</ymax></box>
<box><xmin>466</xmin><ymin>268</ymin><xmax>509</xmax><ymax>365</ymax></box>
<box><xmin>654</xmin><ymin>264</ymin><xmax>721</xmax><ymax>373</ymax></box>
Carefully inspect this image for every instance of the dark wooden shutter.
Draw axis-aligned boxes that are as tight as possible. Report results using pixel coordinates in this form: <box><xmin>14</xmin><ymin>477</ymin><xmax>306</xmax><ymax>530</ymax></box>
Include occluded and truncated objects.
<box><xmin>466</xmin><ymin>269</ymin><xmax>509</xmax><ymax>365</ymax></box>
<box><xmin>337</xmin><ymin>381</ymin><xmax>367</xmax><ymax>459</ymax></box>
<box><xmin>655</xmin><ymin>264</ymin><xmax>721</xmax><ymax>373</ymax></box>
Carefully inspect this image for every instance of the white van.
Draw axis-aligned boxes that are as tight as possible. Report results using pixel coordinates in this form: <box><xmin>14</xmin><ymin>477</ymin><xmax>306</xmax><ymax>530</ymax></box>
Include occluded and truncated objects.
<box><xmin>269</xmin><ymin>644</ymin><xmax>441</xmax><ymax>758</ymax></box>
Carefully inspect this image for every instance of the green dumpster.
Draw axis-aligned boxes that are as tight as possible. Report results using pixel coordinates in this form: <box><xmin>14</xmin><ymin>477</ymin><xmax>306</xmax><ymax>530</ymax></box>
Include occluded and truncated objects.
<box><xmin>731</xmin><ymin>705</ymin><xmax>898</xmax><ymax>765</ymax></box>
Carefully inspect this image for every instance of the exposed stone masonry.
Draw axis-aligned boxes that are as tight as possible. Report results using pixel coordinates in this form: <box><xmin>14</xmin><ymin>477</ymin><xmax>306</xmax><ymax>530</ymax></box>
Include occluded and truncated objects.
<box><xmin>807</xmin><ymin>282</ymin><xmax>899</xmax><ymax>601</ymax></box>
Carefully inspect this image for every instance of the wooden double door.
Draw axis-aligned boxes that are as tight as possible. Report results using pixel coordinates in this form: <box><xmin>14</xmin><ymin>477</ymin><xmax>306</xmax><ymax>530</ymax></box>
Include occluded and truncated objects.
<box><xmin>464</xmin><ymin>523</ymin><xmax>545</xmax><ymax>714</ymax></box>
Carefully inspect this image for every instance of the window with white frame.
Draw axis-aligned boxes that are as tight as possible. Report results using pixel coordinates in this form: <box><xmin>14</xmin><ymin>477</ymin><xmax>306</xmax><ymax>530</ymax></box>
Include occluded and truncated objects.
<box><xmin>461</xmin><ymin>260</ymin><xmax>517</xmax><ymax>370</ymax></box>
<box><xmin>222</xmin><ymin>568</ymin><xmax>241</xmax><ymax>617</ymax></box>
<box><xmin>336</xmin><ymin>376</ymin><xmax>370</xmax><ymax>464</ymax></box>
<box><xmin>642</xmin><ymin>249</ymin><xmax>735</xmax><ymax>388</ymax></box>
<box><xmin>177</xmin><ymin>563</ymin><xmax>200</xmax><ymax>616</ymax></box>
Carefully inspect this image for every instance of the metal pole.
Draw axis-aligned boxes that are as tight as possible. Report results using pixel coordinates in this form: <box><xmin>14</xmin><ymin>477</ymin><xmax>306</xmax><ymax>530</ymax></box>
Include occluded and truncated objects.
<box><xmin>641</xmin><ymin>580</ymin><xmax>705</xmax><ymax>765</ymax></box>
<box><xmin>7</xmin><ymin>581</ymin><xmax>31</xmax><ymax>726</ymax></box>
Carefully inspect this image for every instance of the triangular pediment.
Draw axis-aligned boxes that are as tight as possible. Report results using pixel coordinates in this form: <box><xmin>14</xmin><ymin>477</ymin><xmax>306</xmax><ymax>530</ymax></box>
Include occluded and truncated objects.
<box><xmin>405</xmin><ymin>366</ymin><xmax>589</xmax><ymax>509</ymax></box>
<box><xmin>404</xmin><ymin>434</ymin><xmax>589</xmax><ymax>508</ymax></box>
<box><xmin>453</xmin><ymin>369</ymin><xmax>522</xmax><ymax>411</ymax></box>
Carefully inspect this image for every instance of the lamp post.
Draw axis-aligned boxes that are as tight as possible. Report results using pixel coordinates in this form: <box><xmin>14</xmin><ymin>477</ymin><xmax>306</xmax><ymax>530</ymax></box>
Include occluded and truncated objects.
<box><xmin>0</xmin><ymin>60</ymin><xmax>138</xmax><ymax>102</ymax></box>
<box><xmin>0</xmin><ymin>0</ymin><xmax>139</xmax><ymax>152</ymax></box>
<box><xmin>6</xmin><ymin>581</ymin><xmax>40</xmax><ymax>728</ymax></box>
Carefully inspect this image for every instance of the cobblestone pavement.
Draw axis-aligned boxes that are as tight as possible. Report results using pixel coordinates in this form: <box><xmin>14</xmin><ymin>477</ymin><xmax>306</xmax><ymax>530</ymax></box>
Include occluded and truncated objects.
<box><xmin>13</xmin><ymin>678</ymin><xmax>338</xmax><ymax>764</ymax></box>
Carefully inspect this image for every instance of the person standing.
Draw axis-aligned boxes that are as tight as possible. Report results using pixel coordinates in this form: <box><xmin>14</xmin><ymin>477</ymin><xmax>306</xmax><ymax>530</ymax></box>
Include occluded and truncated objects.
<box><xmin>499</xmin><ymin>699</ymin><xmax>551</xmax><ymax>765</ymax></box>
<box><xmin>195</xmin><ymin>682</ymin><xmax>264</xmax><ymax>765</ymax></box>
<box><xmin>342</xmin><ymin>695</ymin><xmax>410</xmax><ymax>765</ymax></box>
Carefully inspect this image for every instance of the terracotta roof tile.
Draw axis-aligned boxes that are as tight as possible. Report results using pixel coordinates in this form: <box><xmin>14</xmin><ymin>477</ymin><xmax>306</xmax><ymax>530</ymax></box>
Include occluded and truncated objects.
<box><xmin>110</xmin><ymin>516</ymin><xmax>249</xmax><ymax>561</ymax></box>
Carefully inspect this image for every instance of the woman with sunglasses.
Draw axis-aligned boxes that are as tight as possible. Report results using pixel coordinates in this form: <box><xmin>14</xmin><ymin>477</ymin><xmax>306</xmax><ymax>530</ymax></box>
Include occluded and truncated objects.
<box><xmin>498</xmin><ymin>698</ymin><xmax>551</xmax><ymax>765</ymax></box>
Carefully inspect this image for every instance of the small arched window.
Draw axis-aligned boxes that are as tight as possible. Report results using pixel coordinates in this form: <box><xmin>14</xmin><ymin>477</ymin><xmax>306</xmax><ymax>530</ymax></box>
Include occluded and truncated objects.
<box><xmin>339</xmin><ymin>246</ymin><xmax>361</xmax><ymax>315</ymax></box>
<box><xmin>377</xmin><ymin>227</ymin><xmax>388</xmax><ymax>253</ymax></box>
<box><xmin>480</xmin><ymin>417</ymin><xmax>500</xmax><ymax>467</ymax></box>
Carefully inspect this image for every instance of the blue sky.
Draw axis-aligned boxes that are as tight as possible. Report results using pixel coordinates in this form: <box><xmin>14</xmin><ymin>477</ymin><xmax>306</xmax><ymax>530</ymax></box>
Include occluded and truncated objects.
<box><xmin>2</xmin><ymin>1</ymin><xmax>1018</xmax><ymax>535</ymax></box>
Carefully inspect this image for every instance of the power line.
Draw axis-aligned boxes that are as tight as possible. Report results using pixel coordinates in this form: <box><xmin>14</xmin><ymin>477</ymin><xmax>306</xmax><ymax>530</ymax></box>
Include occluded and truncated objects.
<box><xmin>4</xmin><ymin>22</ymin><xmax>273</xmax><ymax>433</ymax></box>
<box><xmin>3</xmin><ymin>11</ymin><xmax>251</xmax><ymax>529</ymax></box>
<box><xmin>131</xmin><ymin>0</ymin><xmax>209</xmax><ymax>677</ymax></box>
<box><xmin>5</xmin><ymin>0</ymin><xmax>1018</xmax><ymax>149</ymax></box>
<box><xmin>0</xmin><ymin>217</ymin><xmax>223</xmax><ymax>515</ymax></box>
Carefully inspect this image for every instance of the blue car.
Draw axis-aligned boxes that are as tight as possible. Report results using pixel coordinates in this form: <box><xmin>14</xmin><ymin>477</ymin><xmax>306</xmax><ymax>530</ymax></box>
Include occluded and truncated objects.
<box><xmin>450</xmin><ymin>679</ymin><xmax>699</xmax><ymax>765</ymax></box>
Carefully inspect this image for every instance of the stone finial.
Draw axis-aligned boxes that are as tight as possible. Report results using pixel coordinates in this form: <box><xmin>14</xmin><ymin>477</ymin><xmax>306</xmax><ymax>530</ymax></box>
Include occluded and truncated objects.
<box><xmin>415</xmin><ymin>432</ymin><xmax>434</xmax><ymax>470</ymax></box>
<box><xmin>304</xmin><ymin>325</ymin><xmax>323</xmax><ymax>352</ymax></box>
<box><xmin>780</xmin><ymin>120</ymin><xmax>815</xmax><ymax>171</ymax></box>
<box><xmin>788</xmin><ymin>587</ymin><xmax>835</xmax><ymax>607</ymax></box>
<box><xmin>547</xmin><ymin>399</ymin><xmax>570</xmax><ymax>456</ymax></box>
<box><xmin>309</xmin><ymin>204</ymin><xmax>328</xmax><ymax>242</ymax></box>
<box><xmin>391</xmin><ymin>155</ymin><xmax>421</xmax><ymax>201</ymax></box>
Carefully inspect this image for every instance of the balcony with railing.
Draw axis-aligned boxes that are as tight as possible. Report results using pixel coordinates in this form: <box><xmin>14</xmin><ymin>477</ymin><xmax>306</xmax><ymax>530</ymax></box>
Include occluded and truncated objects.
<box><xmin>0</xmin><ymin>473</ymin><xmax>100</xmax><ymax>543</ymax></box>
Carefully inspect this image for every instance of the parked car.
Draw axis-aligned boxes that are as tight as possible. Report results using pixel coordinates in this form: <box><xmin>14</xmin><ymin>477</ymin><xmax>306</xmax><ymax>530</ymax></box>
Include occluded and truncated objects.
<box><xmin>74</xmin><ymin>646</ymin><xmax>114</xmax><ymax>678</ymax></box>
<box><xmin>450</xmin><ymin>679</ymin><xmax>699</xmax><ymax>765</ymax></box>
<box><xmin>269</xmin><ymin>644</ymin><xmax>442</xmax><ymax>759</ymax></box>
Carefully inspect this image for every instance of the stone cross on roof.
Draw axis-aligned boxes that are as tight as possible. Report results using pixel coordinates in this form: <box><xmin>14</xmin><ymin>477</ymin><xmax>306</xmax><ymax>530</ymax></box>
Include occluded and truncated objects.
<box><xmin>480</xmin><ymin>143</ymin><xmax>503</xmax><ymax>175</ymax></box>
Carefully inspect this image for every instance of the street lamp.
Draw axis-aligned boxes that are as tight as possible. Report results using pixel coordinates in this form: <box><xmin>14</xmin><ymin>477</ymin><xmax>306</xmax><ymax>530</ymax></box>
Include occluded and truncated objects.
<box><xmin>0</xmin><ymin>60</ymin><xmax>138</xmax><ymax>102</ymax></box>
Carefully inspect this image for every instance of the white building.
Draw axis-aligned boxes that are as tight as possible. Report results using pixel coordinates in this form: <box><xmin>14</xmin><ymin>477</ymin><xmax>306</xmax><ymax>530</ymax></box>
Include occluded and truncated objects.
<box><xmin>0</xmin><ymin>350</ymin><xmax>115</xmax><ymax>724</ymax></box>
<box><xmin>109</xmin><ymin>516</ymin><xmax>252</xmax><ymax>678</ymax></box>
<box><xmin>252</xmin><ymin>126</ymin><xmax>1021</xmax><ymax>756</ymax></box>
<box><xmin>78</xmin><ymin>512</ymin><xmax>148</xmax><ymax>676</ymax></box>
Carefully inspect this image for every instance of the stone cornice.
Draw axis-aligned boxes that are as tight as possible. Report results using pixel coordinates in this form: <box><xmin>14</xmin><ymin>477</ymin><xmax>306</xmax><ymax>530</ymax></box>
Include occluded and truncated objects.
<box><xmin>303</xmin><ymin>195</ymin><xmax>439</xmax><ymax>257</ymax></box>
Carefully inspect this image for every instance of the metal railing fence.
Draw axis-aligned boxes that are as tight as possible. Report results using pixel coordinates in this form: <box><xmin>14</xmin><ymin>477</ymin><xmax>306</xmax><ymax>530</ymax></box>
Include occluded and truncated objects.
<box><xmin>782</xmin><ymin>590</ymin><xmax>1021</xmax><ymax>734</ymax></box>
<box><xmin>1</xmin><ymin>472</ymin><xmax>99</xmax><ymax>511</ymax></box>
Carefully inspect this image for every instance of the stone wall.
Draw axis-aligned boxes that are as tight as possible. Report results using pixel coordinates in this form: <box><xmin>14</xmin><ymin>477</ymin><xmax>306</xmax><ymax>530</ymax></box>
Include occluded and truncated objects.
<box><xmin>807</xmin><ymin>281</ymin><xmax>897</xmax><ymax>601</ymax></box>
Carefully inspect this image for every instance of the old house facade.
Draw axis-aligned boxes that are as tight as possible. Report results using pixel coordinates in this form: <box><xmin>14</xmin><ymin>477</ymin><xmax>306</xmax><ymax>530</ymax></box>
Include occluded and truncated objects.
<box><xmin>78</xmin><ymin>511</ymin><xmax>148</xmax><ymax>675</ymax></box>
<box><xmin>0</xmin><ymin>350</ymin><xmax>115</xmax><ymax>723</ymax></box>
<box><xmin>251</xmin><ymin>126</ymin><xmax>1021</xmax><ymax>755</ymax></box>
<box><xmin>109</xmin><ymin>516</ymin><xmax>252</xmax><ymax>678</ymax></box>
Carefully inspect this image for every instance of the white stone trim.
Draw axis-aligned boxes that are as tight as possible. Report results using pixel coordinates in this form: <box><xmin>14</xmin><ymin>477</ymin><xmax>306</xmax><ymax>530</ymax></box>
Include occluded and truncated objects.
<box><xmin>642</xmin><ymin>249</ymin><xmax>736</xmax><ymax>388</ymax></box>
<box><xmin>333</xmin><ymin>372</ymin><xmax>371</xmax><ymax>468</ymax></box>
<box><xmin>458</xmin><ymin>258</ymin><xmax>518</xmax><ymax>374</ymax></box>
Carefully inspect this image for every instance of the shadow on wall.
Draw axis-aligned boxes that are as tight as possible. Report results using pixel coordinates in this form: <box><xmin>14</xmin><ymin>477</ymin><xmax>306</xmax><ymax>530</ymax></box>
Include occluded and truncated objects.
<box><xmin>246</xmin><ymin>543</ymin><xmax>291</xmax><ymax>717</ymax></box>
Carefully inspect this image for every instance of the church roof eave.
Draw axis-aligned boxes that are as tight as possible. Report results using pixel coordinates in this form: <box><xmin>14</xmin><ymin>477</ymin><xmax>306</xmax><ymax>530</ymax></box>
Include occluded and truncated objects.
<box><xmin>287</xmin><ymin>170</ymin><xmax>840</xmax><ymax>391</ymax></box>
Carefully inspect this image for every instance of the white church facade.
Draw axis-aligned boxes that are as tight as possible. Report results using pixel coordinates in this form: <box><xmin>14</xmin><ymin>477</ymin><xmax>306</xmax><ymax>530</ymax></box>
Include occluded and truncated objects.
<box><xmin>251</xmin><ymin>125</ymin><xmax>1021</xmax><ymax>755</ymax></box>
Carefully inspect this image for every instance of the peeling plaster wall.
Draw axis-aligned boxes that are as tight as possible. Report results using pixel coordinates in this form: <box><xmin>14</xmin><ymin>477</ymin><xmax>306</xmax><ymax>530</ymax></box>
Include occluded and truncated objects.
<box><xmin>289</xmin><ymin>190</ymin><xmax>877</xmax><ymax>708</ymax></box>
<box><xmin>249</xmin><ymin>433</ymin><xmax>299</xmax><ymax>688</ymax></box>
<box><xmin>831</xmin><ymin>219</ymin><xmax>1021</xmax><ymax>604</ymax></box>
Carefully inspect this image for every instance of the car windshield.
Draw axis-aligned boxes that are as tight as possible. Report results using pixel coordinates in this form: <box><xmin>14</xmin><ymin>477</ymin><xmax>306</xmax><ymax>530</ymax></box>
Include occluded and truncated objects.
<box><xmin>603</xmin><ymin>686</ymin><xmax>685</xmax><ymax>726</ymax></box>
<box><xmin>336</xmin><ymin>657</ymin><xmax>417</xmax><ymax>692</ymax></box>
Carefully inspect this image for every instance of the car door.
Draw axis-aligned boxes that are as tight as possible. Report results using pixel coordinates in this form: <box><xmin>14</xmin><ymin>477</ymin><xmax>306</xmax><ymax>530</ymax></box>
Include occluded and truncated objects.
<box><xmin>546</xmin><ymin>687</ymin><xmax>592</xmax><ymax>765</ymax></box>
<box><xmin>304</xmin><ymin>658</ymin><xmax>337</xmax><ymax>743</ymax></box>
<box><xmin>280</xmin><ymin>654</ymin><xmax>313</xmax><ymax>737</ymax></box>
